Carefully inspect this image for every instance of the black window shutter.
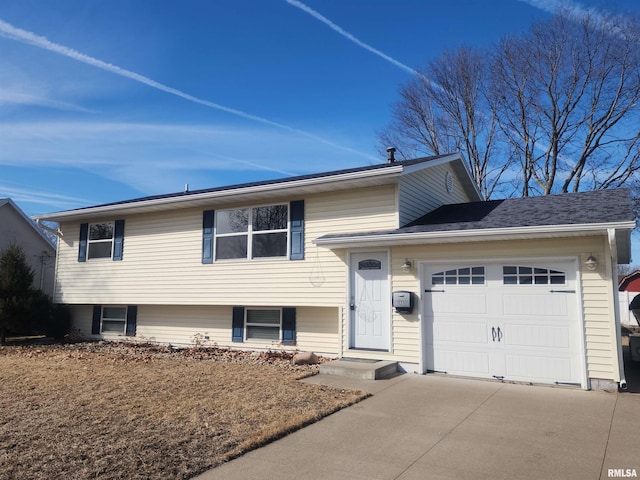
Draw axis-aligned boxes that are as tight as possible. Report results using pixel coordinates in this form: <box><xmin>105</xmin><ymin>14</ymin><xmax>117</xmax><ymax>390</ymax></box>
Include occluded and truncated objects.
<box><xmin>91</xmin><ymin>305</ymin><xmax>101</xmax><ymax>334</ymax></box>
<box><xmin>113</xmin><ymin>220</ymin><xmax>125</xmax><ymax>261</ymax></box>
<box><xmin>202</xmin><ymin>210</ymin><xmax>214</xmax><ymax>264</ymax></box>
<box><xmin>289</xmin><ymin>200</ymin><xmax>304</xmax><ymax>260</ymax></box>
<box><xmin>78</xmin><ymin>223</ymin><xmax>88</xmax><ymax>262</ymax></box>
<box><xmin>232</xmin><ymin>306</ymin><xmax>244</xmax><ymax>342</ymax></box>
<box><xmin>126</xmin><ymin>305</ymin><xmax>137</xmax><ymax>336</ymax></box>
<box><xmin>282</xmin><ymin>307</ymin><xmax>296</xmax><ymax>346</ymax></box>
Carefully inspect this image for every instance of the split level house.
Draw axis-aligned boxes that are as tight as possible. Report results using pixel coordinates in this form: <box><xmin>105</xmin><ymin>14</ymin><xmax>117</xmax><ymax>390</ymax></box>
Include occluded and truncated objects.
<box><xmin>35</xmin><ymin>153</ymin><xmax>636</xmax><ymax>391</ymax></box>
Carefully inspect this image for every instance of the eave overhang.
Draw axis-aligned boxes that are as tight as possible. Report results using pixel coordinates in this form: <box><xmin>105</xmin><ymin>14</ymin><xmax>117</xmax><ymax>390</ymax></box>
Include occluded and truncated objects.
<box><xmin>33</xmin><ymin>153</ymin><xmax>475</xmax><ymax>223</ymax></box>
<box><xmin>314</xmin><ymin>221</ymin><xmax>636</xmax><ymax>263</ymax></box>
<box><xmin>34</xmin><ymin>165</ymin><xmax>405</xmax><ymax>222</ymax></box>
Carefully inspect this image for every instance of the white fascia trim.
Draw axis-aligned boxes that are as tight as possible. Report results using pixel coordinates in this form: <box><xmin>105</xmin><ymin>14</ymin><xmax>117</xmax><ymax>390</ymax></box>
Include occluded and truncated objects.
<box><xmin>35</xmin><ymin>165</ymin><xmax>405</xmax><ymax>222</ymax></box>
<box><xmin>400</xmin><ymin>153</ymin><xmax>462</xmax><ymax>174</ymax></box>
<box><xmin>314</xmin><ymin>221</ymin><xmax>637</xmax><ymax>247</ymax></box>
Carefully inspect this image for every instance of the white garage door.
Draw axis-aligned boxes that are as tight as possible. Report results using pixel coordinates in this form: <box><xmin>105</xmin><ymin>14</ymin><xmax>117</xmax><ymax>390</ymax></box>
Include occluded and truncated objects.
<box><xmin>423</xmin><ymin>260</ymin><xmax>584</xmax><ymax>386</ymax></box>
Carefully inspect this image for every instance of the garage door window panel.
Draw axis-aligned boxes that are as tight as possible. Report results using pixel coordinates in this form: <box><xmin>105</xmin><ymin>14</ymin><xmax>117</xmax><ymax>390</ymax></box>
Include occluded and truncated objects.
<box><xmin>432</xmin><ymin>266</ymin><xmax>485</xmax><ymax>285</ymax></box>
<box><xmin>503</xmin><ymin>266</ymin><xmax>566</xmax><ymax>286</ymax></box>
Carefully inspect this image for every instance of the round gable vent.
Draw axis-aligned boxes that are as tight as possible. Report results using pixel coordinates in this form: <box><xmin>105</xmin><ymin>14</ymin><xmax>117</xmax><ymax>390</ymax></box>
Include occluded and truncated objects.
<box><xmin>445</xmin><ymin>171</ymin><xmax>454</xmax><ymax>193</ymax></box>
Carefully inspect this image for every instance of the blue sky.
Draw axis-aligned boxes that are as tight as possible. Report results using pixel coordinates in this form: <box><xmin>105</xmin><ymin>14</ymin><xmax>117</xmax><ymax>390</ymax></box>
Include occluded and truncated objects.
<box><xmin>1</xmin><ymin>0</ymin><xmax>639</xmax><ymax>221</ymax></box>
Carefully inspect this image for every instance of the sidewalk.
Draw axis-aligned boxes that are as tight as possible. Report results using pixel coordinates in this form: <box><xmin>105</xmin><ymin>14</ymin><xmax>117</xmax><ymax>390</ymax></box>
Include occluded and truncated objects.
<box><xmin>195</xmin><ymin>374</ymin><xmax>639</xmax><ymax>480</ymax></box>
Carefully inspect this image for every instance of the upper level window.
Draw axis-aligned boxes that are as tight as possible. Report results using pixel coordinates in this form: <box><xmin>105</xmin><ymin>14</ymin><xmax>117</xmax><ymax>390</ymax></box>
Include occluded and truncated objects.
<box><xmin>88</xmin><ymin>222</ymin><xmax>114</xmax><ymax>259</ymax></box>
<box><xmin>503</xmin><ymin>266</ymin><xmax>566</xmax><ymax>285</ymax></box>
<box><xmin>432</xmin><ymin>266</ymin><xmax>485</xmax><ymax>285</ymax></box>
<box><xmin>79</xmin><ymin>220</ymin><xmax>124</xmax><ymax>262</ymax></box>
<box><xmin>215</xmin><ymin>204</ymin><xmax>288</xmax><ymax>260</ymax></box>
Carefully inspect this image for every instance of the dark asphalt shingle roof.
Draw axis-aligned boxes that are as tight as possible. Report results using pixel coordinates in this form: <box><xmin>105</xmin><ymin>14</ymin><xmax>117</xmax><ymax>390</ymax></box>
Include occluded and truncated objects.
<box><xmin>62</xmin><ymin>154</ymin><xmax>452</xmax><ymax>213</ymax></box>
<box><xmin>404</xmin><ymin>188</ymin><xmax>635</xmax><ymax>232</ymax></box>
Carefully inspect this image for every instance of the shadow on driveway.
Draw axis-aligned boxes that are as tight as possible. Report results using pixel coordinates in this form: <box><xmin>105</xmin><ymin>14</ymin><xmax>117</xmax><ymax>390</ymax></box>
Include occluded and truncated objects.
<box><xmin>621</xmin><ymin>326</ymin><xmax>640</xmax><ymax>393</ymax></box>
<box><xmin>622</xmin><ymin>344</ymin><xmax>640</xmax><ymax>393</ymax></box>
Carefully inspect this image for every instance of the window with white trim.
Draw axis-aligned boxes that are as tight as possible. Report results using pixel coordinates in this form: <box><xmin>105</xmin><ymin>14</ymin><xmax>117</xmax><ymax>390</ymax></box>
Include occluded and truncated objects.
<box><xmin>88</xmin><ymin>222</ymin><xmax>114</xmax><ymax>259</ymax></box>
<box><xmin>432</xmin><ymin>266</ymin><xmax>485</xmax><ymax>285</ymax></box>
<box><xmin>503</xmin><ymin>266</ymin><xmax>566</xmax><ymax>285</ymax></box>
<box><xmin>101</xmin><ymin>306</ymin><xmax>127</xmax><ymax>334</ymax></box>
<box><xmin>245</xmin><ymin>308</ymin><xmax>281</xmax><ymax>341</ymax></box>
<box><xmin>215</xmin><ymin>204</ymin><xmax>288</xmax><ymax>260</ymax></box>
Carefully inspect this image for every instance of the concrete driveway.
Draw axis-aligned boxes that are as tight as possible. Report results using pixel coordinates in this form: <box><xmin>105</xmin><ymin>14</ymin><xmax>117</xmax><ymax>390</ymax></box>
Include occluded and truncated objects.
<box><xmin>195</xmin><ymin>373</ymin><xmax>639</xmax><ymax>480</ymax></box>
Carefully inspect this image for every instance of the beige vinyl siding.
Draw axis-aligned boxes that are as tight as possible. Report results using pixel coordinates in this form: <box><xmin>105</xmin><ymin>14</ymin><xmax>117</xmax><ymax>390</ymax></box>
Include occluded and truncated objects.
<box><xmin>70</xmin><ymin>304</ymin><xmax>94</xmax><ymax>335</ymax></box>
<box><xmin>582</xmin><ymin>263</ymin><xmax>617</xmax><ymax>380</ymax></box>
<box><xmin>296</xmin><ymin>306</ymin><xmax>340</xmax><ymax>355</ymax></box>
<box><xmin>55</xmin><ymin>185</ymin><xmax>397</xmax><ymax>307</ymax></box>
<box><xmin>70</xmin><ymin>304</ymin><xmax>339</xmax><ymax>355</ymax></box>
<box><xmin>389</xmin><ymin>260</ymin><xmax>423</xmax><ymax>370</ymax></box>
<box><xmin>387</xmin><ymin>235</ymin><xmax>617</xmax><ymax>382</ymax></box>
<box><xmin>398</xmin><ymin>163</ymin><xmax>473</xmax><ymax>226</ymax></box>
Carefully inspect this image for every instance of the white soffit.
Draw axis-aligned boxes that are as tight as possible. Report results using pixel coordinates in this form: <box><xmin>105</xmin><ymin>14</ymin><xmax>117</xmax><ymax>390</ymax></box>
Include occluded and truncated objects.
<box><xmin>314</xmin><ymin>222</ymin><xmax>636</xmax><ymax>249</ymax></box>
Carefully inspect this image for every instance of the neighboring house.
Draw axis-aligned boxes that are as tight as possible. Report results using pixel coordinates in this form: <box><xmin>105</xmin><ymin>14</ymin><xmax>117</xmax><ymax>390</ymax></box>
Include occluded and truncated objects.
<box><xmin>617</xmin><ymin>271</ymin><xmax>640</xmax><ymax>326</ymax></box>
<box><xmin>619</xmin><ymin>271</ymin><xmax>640</xmax><ymax>292</ymax></box>
<box><xmin>0</xmin><ymin>198</ymin><xmax>56</xmax><ymax>297</ymax></box>
<box><xmin>34</xmin><ymin>153</ymin><xmax>636</xmax><ymax>391</ymax></box>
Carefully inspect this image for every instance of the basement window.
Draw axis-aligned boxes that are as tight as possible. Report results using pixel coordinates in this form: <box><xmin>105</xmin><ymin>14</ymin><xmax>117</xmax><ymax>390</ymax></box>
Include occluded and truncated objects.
<box><xmin>245</xmin><ymin>309</ymin><xmax>281</xmax><ymax>341</ymax></box>
<box><xmin>100</xmin><ymin>306</ymin><xmax>127</xmax><ymax>334</ymax></box>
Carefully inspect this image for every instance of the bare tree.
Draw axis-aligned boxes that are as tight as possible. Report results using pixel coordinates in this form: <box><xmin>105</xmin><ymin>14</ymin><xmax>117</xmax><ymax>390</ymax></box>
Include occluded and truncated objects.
<box><xmin>618</xmin><ymin>263</ymin><xmax>640</xmax><ymax>277</ymax></box>
<box><xmin>380</xmin><ymin>11</ymin><xmax>640</xmax><ymax>201</ymax></box>
<box><xmin>379</xmin><ymin>47</ymin><xmax>509</xmax><ymax>199</ymax></box>
<box><xmin>491</xmin><ymin>11</ymin><xmax>640</xmax><ymax>196</ymax></box>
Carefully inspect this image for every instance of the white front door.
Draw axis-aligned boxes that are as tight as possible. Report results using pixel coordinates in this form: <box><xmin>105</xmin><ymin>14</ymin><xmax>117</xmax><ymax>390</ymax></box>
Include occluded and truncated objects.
<box><xmin>423</xmin><ymin>260</ymin><xmax>584</xmax><ymax>386</ymax></box>
<box><xmin>350</xmin><ymin>252</ymin><xmax>390</xmax><ymax>351</ymax></box>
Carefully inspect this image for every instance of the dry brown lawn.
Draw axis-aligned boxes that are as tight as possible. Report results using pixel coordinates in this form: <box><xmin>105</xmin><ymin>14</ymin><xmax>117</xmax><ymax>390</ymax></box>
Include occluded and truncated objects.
<box><xmin>0</xmin><ymin>342</ymin><xmax>367</xmax><ymax>480</ymax></box>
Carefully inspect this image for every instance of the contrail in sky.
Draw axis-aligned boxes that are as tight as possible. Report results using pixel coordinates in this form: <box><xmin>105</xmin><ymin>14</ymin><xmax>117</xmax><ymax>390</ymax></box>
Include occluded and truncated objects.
<box><xmin>519</xmin><ymin>0</ymin><xmax>589</xmax><ymax>15</ymax></box>
<box><xmin>0</xmin><ymin>18</ymin><xmax>377</xmax><ymax>162</ymax></box>
<box><xmin>285</xmin><ymin>0</ymin><xmax>420</xmax><ymax>77</ymax></box>
<box><xmin>518</xmin><ymin>0</ymin><xmax>634</xmax><ymax>40</ymax></box>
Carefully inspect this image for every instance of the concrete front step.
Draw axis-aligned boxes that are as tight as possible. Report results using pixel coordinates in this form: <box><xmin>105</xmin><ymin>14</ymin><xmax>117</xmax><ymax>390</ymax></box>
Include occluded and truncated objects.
<box><xmin>319</xmin><ymin>358</ymin><xmax>398</xmax><ymax>380</ymax></box>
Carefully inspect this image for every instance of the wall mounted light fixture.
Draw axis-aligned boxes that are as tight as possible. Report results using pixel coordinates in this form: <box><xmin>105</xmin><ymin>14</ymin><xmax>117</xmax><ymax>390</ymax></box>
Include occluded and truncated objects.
<box><xmin>585</xmin><ymin>255</ymin><xmax>598</xmax><ymax>271</ymax></box>
<box><xmin>401</xmin><ymin>259</ymin><xmax>413</xmax><ymax>273</ymax></box>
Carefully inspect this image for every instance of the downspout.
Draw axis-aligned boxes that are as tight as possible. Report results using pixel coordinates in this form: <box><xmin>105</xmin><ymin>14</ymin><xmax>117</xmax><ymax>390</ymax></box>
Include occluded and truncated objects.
<box><xmin>35</xmin><ymin>219</ymin><xmax>63</xmax><ymax>238</ymax></box>
<box><xmin>338</xmin><ymin>305</ymin><xmax>344</xmax><ymax>358</ymax></box>
<box><xmin>608</xmin><ymin>228</ymin><xmax>627</xmax><ymax>391</ymax></box>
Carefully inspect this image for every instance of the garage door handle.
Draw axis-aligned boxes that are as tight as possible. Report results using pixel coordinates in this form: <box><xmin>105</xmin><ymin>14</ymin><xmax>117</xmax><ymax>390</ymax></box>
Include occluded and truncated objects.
<box><xmin>425</xmin><ymin>289</ymin><xmax>445</xmax><ymax>293</ymax></box>
<box><xmin>550</xmin><ymin>290</ymin><xmax>575</xmax><ymax>293</ymax></box>
<box><xmin>492</xmin><ymin>327</ymin><xmax>497</xmax><ymax>342</ymax></box>
<box><xmin>497</xmin><ymin>327</ymin><xmax>503</xmax><ymax>342</ymax></box>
